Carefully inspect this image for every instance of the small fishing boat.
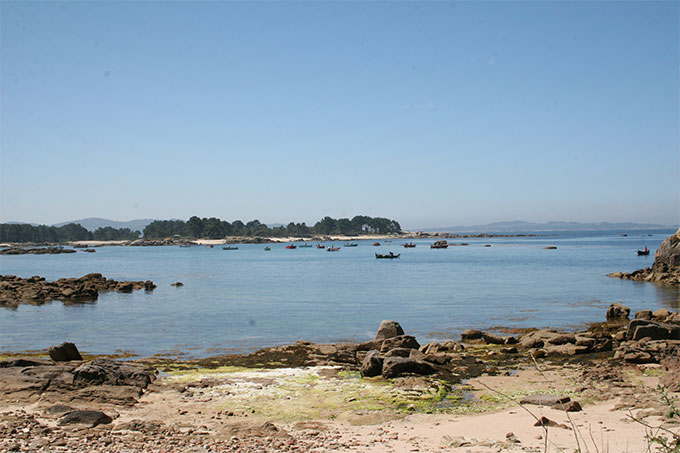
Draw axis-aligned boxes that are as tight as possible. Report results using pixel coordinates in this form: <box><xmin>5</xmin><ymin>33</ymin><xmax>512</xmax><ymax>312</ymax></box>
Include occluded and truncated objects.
<box><xmin>637</xmin><ymin>246</ymin><xmax>650</xmax><ymax>256</ymax></box>
<box><xmin>403</xmin><ymin>242</ymin><xmax>416</xmax><ymax>248</ymax></box>
<box><xmin>298</xmin><ymin>243</ymin><xmax>313</xmax><ymax>248</ymax></box>
<box><xmin>430</xmin><ymin>240</ymin><xmax>448</xmax><ymax>249</ymax></box>
<box><xmin>376</xmin><ymin>252</ymin><xmax>400</xmax><ymax>259</ymax></box>
<box><xmin>222</xmin><ymin>245</ymin><xmax>238</xmax><ymax>250</ymax></box>
<box><xmin>344</xmin><ymin>242</ymin><xmax>358</xmax><ymax>247</ymax></box>
<box><xmin>327</xmin><ymin>246</ymin><xmax>340</xmax><ymax>252</ymax></box>
<box><xmin>285</xmin><ymin>244</ymin><xmax>297</xmax><ymax>249</ymax></box>
<box><xmin>264</xmin><ymin>246</ymin><xmax>271</xmax><ymax>251</ymax></box>
<box><xmin>316</xmin><ymin>244</ymin><xmax>325</xmax><ymax>249</ymax></box>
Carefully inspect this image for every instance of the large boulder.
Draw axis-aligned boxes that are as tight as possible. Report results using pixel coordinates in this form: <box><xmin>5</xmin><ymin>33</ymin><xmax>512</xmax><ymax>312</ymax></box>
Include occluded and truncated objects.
<box><xmin>48</xmin><ymin>342</ymin><xmax>83</xmax><ymax>362</ymax></box>
<box><xmin>625</xmin><ymin>319</ymin><xmax>680</xmax><ymax>341</ymax></box>
<box><xmin>606</xmin><ymin>303</ymin><xmax>630</xmax><ymax>321</ymax></box>
<box><xmin>58</xmin><ymin>410</ymin><xmax>112</xmax><ymax>427</ymax></box>
<box><xmin>360</xmin><ymin>350</ymin><xmax>383</xmax><ymax>377</ymax></box>
<box><xmin>381</xmin><ymin>357</ymin><xmax>436</xmax><ymax>379</ymax></box>
<box><xmin>375</xmin><ymin>320</ymin><xmax>404</xmax><ymax>340</ymax></box>
<box><xmin>73</xmin><ymin>358</ymin><xmax>155</xmax><ymax>388</ymax></box>
<box><xmin>380</xmin><ymin>335</ymin><xmax>420</xmax><ymax>353</ymax></box>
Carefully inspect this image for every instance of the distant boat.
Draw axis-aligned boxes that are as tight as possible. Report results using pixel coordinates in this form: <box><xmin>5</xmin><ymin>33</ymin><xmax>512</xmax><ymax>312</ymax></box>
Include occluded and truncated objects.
<box><xmin>430</xmin><ymin>240</ymin><xmax>448</xmax><ymax>249</ymax></box>
<box><xmin>285</xmin><ymin>245</ymin><xmax>297</xmax><ymax>249</ymax></box>
<box><xmin>637</xmin><ymin>246</ymin><xmax>650</xmax><ymax>256</ymax></box>
<box><xmin>264</xmin><ymin>246</ymin><xmax>271</xmax><ymax>251</ymax></box>
<box><xmin>316</xmin><ymin>244</ymin><xmax>325</xmax><ymax>249</ymax></box>
<box><xmin>222</xmin><ymin>245</ymin><xmax>238</xmax><ymax>250</ymax></box>
<box><xmin>344</xmin><ymin>243</ymin><xmax>358</xmax><ymax>247</ymax></box>
<box><xmin>403</xmin><ymin>242</ymin><xmax>416</xmax><ymax>248</ymax></box>
<box><xmin>327</xmin><ymin>246</ymin><xmax>340</xmax><ymax>252</ymax></box>
<box><xmin>298</xmin><ymin>243</ymin><xmax>313</xmax><ymax>248</ymax></box>
<box><xmin>206</xmin><ymin>244</ymin><xmax>214</xmax><ymax>248</ymax></box>
<box><xmin>376</xmin><ymin>252</ymin><xmax>400</xmax><ymax>259</ymax></box>
<box><xmin>179</xmin><ymin>244</ymin><xmax>191</xmax><ymax>248</ymax></box>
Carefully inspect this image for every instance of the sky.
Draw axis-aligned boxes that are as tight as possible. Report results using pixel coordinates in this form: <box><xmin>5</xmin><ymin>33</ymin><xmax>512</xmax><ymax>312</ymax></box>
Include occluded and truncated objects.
<box><xmin>1</xmin><ymin>1</ymin><xmax>678</xmax><ymax>230</ymax></box>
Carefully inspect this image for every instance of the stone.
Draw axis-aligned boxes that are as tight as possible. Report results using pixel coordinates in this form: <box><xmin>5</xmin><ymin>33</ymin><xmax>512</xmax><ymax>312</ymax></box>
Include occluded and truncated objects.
<box><xmin>383</xmin><ymin>348</ymin><xmax>412</xmax><ymax>358</ymax></box>
<box><xmin>144</xmin><ymin>280</ymin><xmax>156</xmax><ymax>291</ymax></box>
<box><xmin>375</xmin><ymin>320</ymin><xmax>404</xmax><ymax>340</ymax></box>
<box><xmin>552</xmin><ymin>401</ymin><xmax>582</xmax><ymax>412</ymax></box>
<box><xmin>380</xmin><ymin>335</ymin><xmax>420</xmax><ymax>352</ymax></box>
<box><xmin>500</xmin><ymin>346</ymin><xmax>518</xmax><ymax>354</ymax></box>
<box><xmin>73</xmin><ymin>358</ymin><xmax>155</xmax><ymax>387</ymax></box>
<box><xmin>45</xmin><ymin>405</ymin><xmax>75</xmax><ymax>415</ymax></box>
<box><xmin>171</xmin><ymin>282</ymin><xmax>184</xmax><ymax>287</ymax></box>
<box><xmin>519</xmin><ymin>394</ymin><xmax>570</xmax><ymax>406</ymax></box>
<box><xmin>534</xmin><ymin>416</ymin><xmax>570</xmax><ymax>430</ymax></box>
<box><xmin>58</xmin><ymin>410</ymin><xmax>112</xmax><ymax>427</ymax></box>
<box><xmin>627</xmin><ymin>319</ymin><xmax>680</xmax><ymax>341</ymax></box>
<box><xmin>381</xmin><ymin>357</ymin><xmax>436</xmax><ymax>379</ymax></box>
<box><xmin>482</xmin><ymin>332</ymin><xmax>506</xmax><ymax>345</ymax></box>
<box><xmin>653</xmin><ymin>308</ymin><xmax>671</xmax><ymax>320</ymax></box>
<box><xmin>606</xmin><ymin>303</ymin><xmax>630</xmax><ymax>321</ymax></box>
<box><xmin>635</xmin><ymin>310</ymin><xmax>653</xmax><ymax>320</ymax></box>
<box><xmin>461</xmin><ymin>329</ymin><xmax>483</xmax><ymax>341</ymax></box>
<box><xmin>623</xmin><ymin>351</ymin><xmax>657</xmax><ymax>364</ymax></box>
<box><xmin>48</xmin><ymin>342</ymin><xmax>83</xmax><ymax>362</ymax></box>
<box><xmin>359</xmin><ymin>351</ymin><xmax>383</xmax><ymax>377</ymax></box>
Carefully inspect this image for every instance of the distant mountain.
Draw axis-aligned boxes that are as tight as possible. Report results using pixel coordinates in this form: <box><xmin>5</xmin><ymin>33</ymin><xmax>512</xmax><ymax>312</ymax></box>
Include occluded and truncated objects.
<box><xmin>52</xmin><ymin>217</ymin><xmax>155</xmax><ymax>232</ymax></box>
<box><xmin>417</xmin><ymin>220</ymin><xmax>673</xmax><ymax>233</ymax></box>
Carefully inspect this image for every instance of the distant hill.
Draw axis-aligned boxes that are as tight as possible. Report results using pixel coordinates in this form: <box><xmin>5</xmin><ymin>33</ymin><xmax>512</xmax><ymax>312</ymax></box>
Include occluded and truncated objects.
<box><xmin>52</xmin><ymin>217</ymin><xmax>155</xmax><ymax>232</ymax></box>
<box><xmin>417</xmin><ymin>220</ymin><xmax>673</xmax><ymax>233</ymax></box>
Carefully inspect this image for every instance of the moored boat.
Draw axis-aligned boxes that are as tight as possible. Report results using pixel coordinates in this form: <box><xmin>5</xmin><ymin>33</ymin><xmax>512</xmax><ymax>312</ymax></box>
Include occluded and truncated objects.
<box><xmin>285</xmin><ymin>244</ymin><xmax>297</xmax><ymax>249</ymax></box>
<box><xmin>344</xmin><ymin>243</ymin><xmax>358</xmax><ymax>247</ymax></box>
<box><xmin>403</xmin><ymin>242</ymin><xmax>416</xmax><ymax>248</ymax></box>
<box><xmin>264</xmin><ymin>246</ymin><xmax>271</xmax><ymax>251</ymax></box>
<box><xmin>298</xmin><ymin>243</ymin><xmax>313</xmax><ymax>248</ymax></box>
<box><xmin>222</xmin><ymin>245</ymin><xmax>238</xmax><ymax>250</ymax></box>
<box><xmin>376</xmin><ymin>252</ymin><xmax>400</xmax><ymax>259</ymax></box>
<box><xmin>316</xmin><ymin>244</ymin><xmax>325</xmax><ymax>249</ymax></box>
<box><xmin>637</xmin><ymin>246</ymin><xmax>650</xmax><ymax>256</ymax></box>
<box><xmin>327</xmin><ymin>246</ymin><xmax>340</xmax><ymax>252</ymax></box>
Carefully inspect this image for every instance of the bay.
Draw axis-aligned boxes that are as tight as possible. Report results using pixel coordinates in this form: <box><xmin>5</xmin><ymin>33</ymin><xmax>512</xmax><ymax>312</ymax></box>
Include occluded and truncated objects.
<box><xmin>1</xmin><ymin>229</ymin><xmax>678</xmax><ymax>358</ymax></box>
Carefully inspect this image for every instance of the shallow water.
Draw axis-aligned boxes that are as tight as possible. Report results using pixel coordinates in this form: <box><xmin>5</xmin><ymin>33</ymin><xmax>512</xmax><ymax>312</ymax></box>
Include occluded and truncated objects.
<box><xmin>0</xmin><ymin>229</ymin><xmax>677</xmax><ymax>358</ymax></box>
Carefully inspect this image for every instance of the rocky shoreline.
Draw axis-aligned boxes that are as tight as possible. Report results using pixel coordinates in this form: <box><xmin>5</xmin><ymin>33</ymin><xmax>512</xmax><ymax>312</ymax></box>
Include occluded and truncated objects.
<box><xmin>1</xmin><ymin>304</ymin><xmax>678</xmax><ymax>452</ymax></box>
<box><xmin>609</xmin><ymin>227</ymin><xmax>680</xmax><ymax>284</ymax></box>
<box><xmin>0</xmin><ymin>273</ymin><xmax>156</xmax><ymax>309</ymax></box>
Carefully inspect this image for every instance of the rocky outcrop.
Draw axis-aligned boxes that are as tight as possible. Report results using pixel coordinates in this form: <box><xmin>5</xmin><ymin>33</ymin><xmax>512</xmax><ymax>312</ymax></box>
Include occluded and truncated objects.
<box><xmin>374</xmin><ymin>320</ymin><xmax>404</xmax><ymax>340</ymax></box>
<box><xmin>0</xmin><ymin>273</ymin><xmax>156</xmax><ymax>308</ymax></box>
<box><xmin>609</xmin><ymin>228</ymin><xmax>680</xmax><ymax>284</ymax></box>
<box><xmin>0</xmin><ymin>247</ymin><xmax>77</xmax><ymax>255</ymax></box>
<box><xmin>606</xmin><ymin>303</ymin><xmax>630</xmax><ymax>321</ymax></box>
<box><xmin>0</xmin><ymin>350</ymin><xmax>156</xmax><ymax>407</ymax></box>
<box><xmin>48</xmin><ymin>343</ymin><xmax>83</xmax><ymax>362</ymax></box>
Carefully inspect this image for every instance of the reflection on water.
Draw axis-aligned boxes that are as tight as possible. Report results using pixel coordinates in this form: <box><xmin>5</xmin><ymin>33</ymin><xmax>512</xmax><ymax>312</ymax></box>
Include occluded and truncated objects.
<box><xmin>654</xmin><ymin>284</ymin><xmax>680</xmax><ymax>309</ymax></box>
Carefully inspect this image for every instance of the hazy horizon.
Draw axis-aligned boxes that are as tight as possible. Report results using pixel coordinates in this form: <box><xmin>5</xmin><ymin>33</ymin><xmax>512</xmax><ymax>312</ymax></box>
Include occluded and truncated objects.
<box><xmin>2</xmin><ymin>2</ymin><xmax>678</xmax><ymax>227</ymax></box>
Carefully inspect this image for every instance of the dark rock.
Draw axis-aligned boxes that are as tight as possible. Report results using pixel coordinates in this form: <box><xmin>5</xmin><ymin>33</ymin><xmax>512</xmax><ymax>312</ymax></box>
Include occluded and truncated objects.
<box><xmin>626</xmin><ymin>319</ymin><xmax>680</xmax><ymax>341</ymax></box>
<box><xmin>359</xmin><ymin>350</ymin><xmax>383</xmax><ymax>377</ymax></box>
<box><xmin>606</xmin><ymin>303</ymin><xmax>630</xmax><ymax>321</ymax></box>
<box><xmin>552</xmin><ymin>401</ymin><xmax>582</xmax><ymax>412</ymax></box>
<box><xmin>144</xmin><ymin>280</ymin><xmax>156</xmax><ymax>291</ymax></box>
<box><xmin>48</xmin><ymin>342</ymin><xmax>83</xmax><ymax>362</ymax></box>
<box><xmin>381</xmin><ymin>357</ymin><xmax>436</xmax><ymax>379</ymax></box>
<box><xmin>58</xmin><ymin>410</ymin><xmax>112</xmax><ymax>427</ymax></box>
<box><xmin>500</xmin><ymin>346</ymin><xmax>518</xmax><ymax>354</ymax></box>
<box><xmin>0</xmin><ymin>358</ymin><xmax>54</xmax><ymax>368</ymax></box>
<box><xmin>380</xmin><ymin>335</ymin><xmax>420</xmax><ymax>352</ymax></box>
<box><xmin>533</xmin><ymin>416</ymin><xmax>570</xmax><ymax>430</ymax></box>
<box><xmin>635</xmin><ymin>310</ymin><xmax>653</xmax><ymax>320</ymax></box>
<box><xmin>461</xmin><ymin>329</ymin><xmax>483</xmax><ymax>341</ymax></box>
<box><xmin>375</xmin><ymin>320</ymin><xmax>404</xmax><ymax>340</ymax></box>
<box><xmin>116</xmin><ymin>282</ymin><xmax>134</xmax><ymax>293</ymax></box>
<box><xmin>45</xmin><ymin>405</ymin><xmax>75</xmax><ymax>415</ymax></box>
<box><xmin>73</xmin><ymin>358</ymin><xmax>155</xmax><ymax>387</ymax></box>
<box><xmin>171</xmin><ymin>282</ymin><xmax>184</xmax><ymax>287</ymax></box>
<box><xmin>482</xmin><ymin>333</ymin><xmax>506</xmax><ymax>345</ymax></box>
<box><xmin>384</xmin><ymin>348</ymin><xmax>412</xmax><ymax>358</ymax></box>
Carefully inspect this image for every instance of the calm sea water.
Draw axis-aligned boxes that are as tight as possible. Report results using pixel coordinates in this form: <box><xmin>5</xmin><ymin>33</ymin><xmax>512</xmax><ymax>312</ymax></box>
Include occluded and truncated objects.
<box><xmin>1</xmin><ymin>230</ymin><xmax>678</xmax><ymax>358</ymax></box>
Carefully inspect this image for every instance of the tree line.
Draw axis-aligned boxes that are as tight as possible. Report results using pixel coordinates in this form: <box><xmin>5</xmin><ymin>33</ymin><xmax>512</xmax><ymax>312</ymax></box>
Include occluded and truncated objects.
<box><xmin>142</xmin><ymin>215</ymin><xmax>402</xmax><ymax>239</ymax></box>
<box><xmin>0</xmin><ymin>223</ymin><xmax>141</xmax><ymax>243</ymax></box>
<box><xmin>1</xmin><ymin>215</ymin><xmax>402</xmax><ymax>243</ymax></box>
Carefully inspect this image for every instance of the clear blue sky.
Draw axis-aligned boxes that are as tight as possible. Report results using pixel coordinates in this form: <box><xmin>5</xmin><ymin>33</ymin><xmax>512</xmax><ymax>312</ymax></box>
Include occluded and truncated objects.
<box><xmin>1</xmin><ymin>1</ymin><xmax>678</xmax><ymax>229</ymax></box>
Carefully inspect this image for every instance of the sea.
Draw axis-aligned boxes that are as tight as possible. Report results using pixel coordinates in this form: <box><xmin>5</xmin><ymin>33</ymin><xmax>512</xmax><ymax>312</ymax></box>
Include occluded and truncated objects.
<box><xmin>1</xmin><ymin>229</ymin><xmax>678</xmax><ymax>359</ymax></box>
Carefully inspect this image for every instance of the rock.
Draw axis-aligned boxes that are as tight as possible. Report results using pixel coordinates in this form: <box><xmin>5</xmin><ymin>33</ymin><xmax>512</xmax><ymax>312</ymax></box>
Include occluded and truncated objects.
<box><xmin>375</xmin><ymin>320</ymin><xmax>404</xmax><ymax>340</ymax></box>
<box><xmin>144</xmin><ymin>280</ymin><xmax>156</xmax><ymax>291</ymax></box>
<box><xmin>58</xmin><ymin>410</ymin><xmax>112</xmax><ymax>427</ymax></box>
<box><xmin>626</xmin><ymin>319</ymin><xmax>680</xmax><ymax>341</ymax></box>
<box><xmin>461</xmin><ymin>329</ymin><xmax>483</xmax><ymax>341</ymax></box>
<box><xmin>500</xmin><ymin>346</ymin><xmax>518</xmax><ymax>354</ymax></box>
<box><xmin>552</xmin><ymin>401</ymin><xmax>582</xmax><ymax>412</ymax></box>
<box><xmin>482</xmin><ymin>332</ymin><xmax>507</xmax><ymax>345</ymax></box>
<box><xmin>533</xmin><ymin>416</ymin><xmax>570</xmax><ymax>430</ymax></box>
<box><xmin>606</xmin><ymin>303</ymin><xmax>630</xmax><ymax>321</ymax></box>
<box><xmin>383</xmin><ymin>348</ymin><xmax>412</xmax><ymax>358</ymax></box>
<box><xmin>660</xmin><ymin>369</ymin><xmax>680</xmax><ymax>392</ymax></box>
<box><xmin>44</xmin><ymin>405</ymin><xmax>75</xmax><ymax>416</ymax></box>
<box><xmin>381</xmin><ymin>357</ymin><xmax>436</xmax><ymax>379</ymax></box>
<box><xmin>359</xmin><ymin>351</ymin><xmax>383</xmax><ymax>377</ymax></box>
<box><xmin>623</xmin><ymin>350</ymin><xmax>657</xmax><ymax>364</ymax></box>
<box><xmin>171</xmin><ymin>282</ymin><xmax>184</xmax><ymax>287</ymax></box>
<box><xmin>635</xmin><ymin>310</ymin><xmax>653</xmax><ymax>320</ymax></box>
<box><xmin>48</xmin><ymin>342</ymin><xmax>83</xmax><ymax>362</ymax></box>
<box><xmin>653</xmin><ymin>308</ymin><xmax>670</xmax><ymax>320</ymax></box>
<box><xmin>73</xmin><ymin>358</ymin><xmax>155</xmax><ymax>387</ymax></box>
<box><xmin>520</xmin><ymin>394</ymin><xmax>570</xmax><ymax>406</ymax></box>
<box><xmin>116</xmin><ymin>282</ymin><xmax>134</xmax><ymax>293</ymax></box>
<box><xmin>380</xmin><ymin>335</ymin><xmax>420</xmax><ymax>352</ymax></box>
